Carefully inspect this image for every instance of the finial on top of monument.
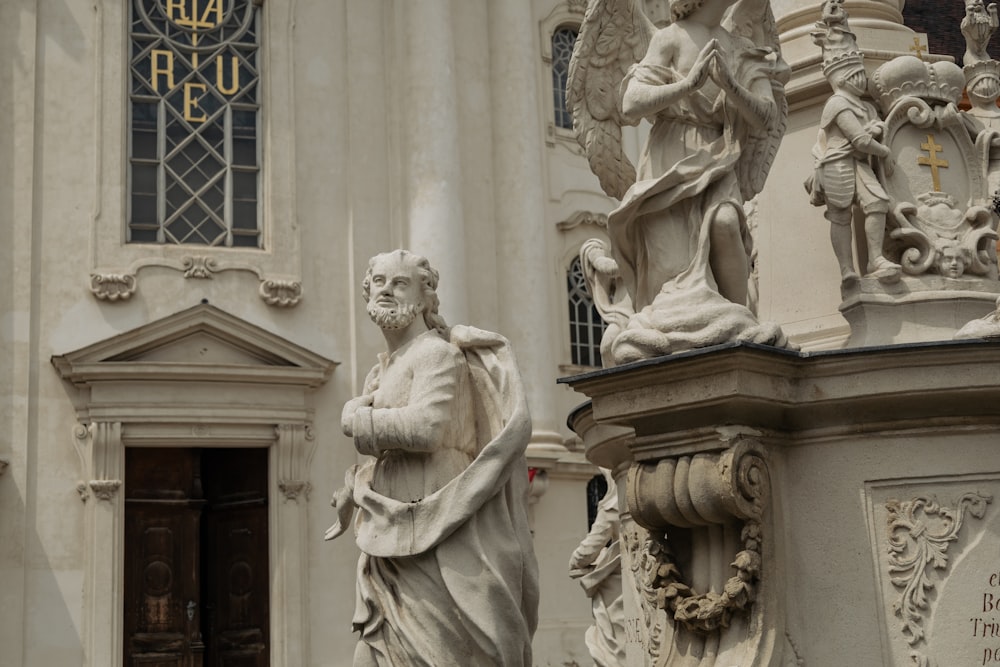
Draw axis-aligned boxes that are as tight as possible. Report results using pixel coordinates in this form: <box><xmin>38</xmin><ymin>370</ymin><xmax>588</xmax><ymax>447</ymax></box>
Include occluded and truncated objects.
<box><xmin>567</xmin><ymin>0</ymin><xmax>793</xmax><ymax>366</ymax></box>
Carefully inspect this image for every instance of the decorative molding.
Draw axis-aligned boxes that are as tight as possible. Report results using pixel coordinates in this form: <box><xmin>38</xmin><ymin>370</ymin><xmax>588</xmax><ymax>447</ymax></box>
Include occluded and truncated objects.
<box><xmin>278</xmin><ymin>480</ymin><xmax>311</xmax><ymax>500</ymax></box>
<box><xmin>90</xmin><ymin>273</ymin><xmax>137</xmax><ymax>301</ymax></box>
<box><xmin>72</xmin><ymin>422</ymin><xmax>124</xmax><ymax>503</ymax></box>
<box><xmin>627</xmin><ymin>439</ymin><xmax>768</xmax><ymax>635</ymax></box>
<box><xmin>556</xmin><ymin>210</ymin><xmax>609</xmax><ymax>232</ymax></box>
<box><xmin>182</xmin><ymin>255</ymin><xmax>220</xmax><ymax>279</ymax></box>
<box><xmin>275</xmin><ymin>423</ymin><xmax>317</xmax><ymax>502</ymax></box>
<box><xmin>567</xmin><ymin>0</ymin><xmax>588</xmax><ymax>15</ymax></box>
<box><xmin>90</xmin><ymin>258</ymin><xmax>304</xmax><ymax>307</ymax></box>
<box><xmin>622</xmin><ymin>522</ymin><xmax>667</xmax><ymax>661</ymax></box>
<box><xmin>259</xmin><ymin>278</ymin><xmax>303</xmax><ymax>307</ymax></box>
<box><xmin>885</xmin><ymin>491</ymin><xmax>993</xmax><ymax>648</ymax></box>
<box><xmin>89</xmin><ymin>479</ymin><xmax>122</xmax><ymax>501</ymax></box>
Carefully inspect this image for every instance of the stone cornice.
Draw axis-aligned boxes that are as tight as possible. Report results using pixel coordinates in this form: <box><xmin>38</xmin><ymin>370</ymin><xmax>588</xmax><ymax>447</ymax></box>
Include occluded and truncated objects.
<box><xmin>561</xmin><ymin>340</ymin><xmax>1000</xmax><ymax>450</ymax></box>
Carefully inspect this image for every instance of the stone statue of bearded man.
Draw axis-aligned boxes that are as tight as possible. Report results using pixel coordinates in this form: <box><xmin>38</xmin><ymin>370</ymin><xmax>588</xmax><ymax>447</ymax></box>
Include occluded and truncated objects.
<box><xmin>327</xmin><ymin>249</ymin><xmax>539</xmax><ymax>667</ymax></box>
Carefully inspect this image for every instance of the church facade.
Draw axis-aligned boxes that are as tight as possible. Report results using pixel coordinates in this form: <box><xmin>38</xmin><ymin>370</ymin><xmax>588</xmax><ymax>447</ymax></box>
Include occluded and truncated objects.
<box><xmin>0</xmin><ymin>0</ymin><xmax>934</xmax><ymax>665</ymax></box>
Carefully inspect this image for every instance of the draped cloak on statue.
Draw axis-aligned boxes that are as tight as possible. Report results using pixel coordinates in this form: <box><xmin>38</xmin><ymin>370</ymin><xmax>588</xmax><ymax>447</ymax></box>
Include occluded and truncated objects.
<box><xmin>339</xmin><ymin>325</ymin><xmax>539</xmax><ymax>667</ymax></box>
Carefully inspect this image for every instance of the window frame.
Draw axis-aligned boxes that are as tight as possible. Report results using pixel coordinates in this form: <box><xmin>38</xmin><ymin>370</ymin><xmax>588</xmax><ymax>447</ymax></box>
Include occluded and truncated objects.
<box><xmin>88</xmin><ymin>0</ymin><xmax>304</xmax><ymax>307</ymax></box>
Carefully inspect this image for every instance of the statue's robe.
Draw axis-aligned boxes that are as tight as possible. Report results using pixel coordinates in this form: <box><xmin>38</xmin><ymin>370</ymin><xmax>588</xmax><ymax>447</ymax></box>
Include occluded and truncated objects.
<box><xmin>348</xmin><ymin>326</ymin><xmax>538</xmax><ymax>667</ymax></box>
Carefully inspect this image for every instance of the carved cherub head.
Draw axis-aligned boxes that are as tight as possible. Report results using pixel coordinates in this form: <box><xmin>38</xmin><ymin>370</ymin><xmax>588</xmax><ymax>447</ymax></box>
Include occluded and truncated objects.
<box><xmin>935</xmin><ymin>241</ymin><xmax>972</xmax><ymax>278</ymax></box>
<box><xmin>362</xmin><ymin>250</ymin><xmax>448</xmax><ymax>333</ymax></box>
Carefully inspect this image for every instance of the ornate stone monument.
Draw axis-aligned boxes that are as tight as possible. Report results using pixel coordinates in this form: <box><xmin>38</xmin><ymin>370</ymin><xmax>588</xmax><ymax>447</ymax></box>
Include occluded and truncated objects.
<box><xmin>806</xmin><ymin>0</ymin><xmax>1000</xmax><ymax>345</ymax></box>
<box><xmin>326</xmin><ymin>250</ymin><xmax>539</xmax><ymax>666</ymax></box>
<box><xmin>569</xmin><ymin>0</ymin><xmax>793</xmax><ymax>365</ymax></box>
<box><xmin>563</xmin><ymin>4</ymin><xmax>1000</xmax><ymax>667</ymax></box>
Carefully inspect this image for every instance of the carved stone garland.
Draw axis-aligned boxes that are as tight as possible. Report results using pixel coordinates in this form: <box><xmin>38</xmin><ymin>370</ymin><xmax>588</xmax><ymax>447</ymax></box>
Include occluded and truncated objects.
<box><xmin>885</xmin><ymin>492</ymin><xmax>993</xmax><ymax>655</ymax></box>
<box><xmin>625</xmin><ymin>438</ymin><xmax>770</xmax><ymax>661</ymax></box>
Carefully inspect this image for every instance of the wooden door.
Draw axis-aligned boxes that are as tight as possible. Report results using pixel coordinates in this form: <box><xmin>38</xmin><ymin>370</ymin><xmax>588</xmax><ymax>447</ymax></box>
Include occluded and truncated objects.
<box><xmin>124</xmin><ymin>449</ymin><xmax>206</xmax><ymax>667</ymax></box>
<box><xmin>200</xmin><ymin>448</ymin><xmax>269</xmax><ymax>667</ymax></box>
<box><xmin>124</xmin><ymin>448</ymin><xmax>269</xmax><ymax>667</ymax></box>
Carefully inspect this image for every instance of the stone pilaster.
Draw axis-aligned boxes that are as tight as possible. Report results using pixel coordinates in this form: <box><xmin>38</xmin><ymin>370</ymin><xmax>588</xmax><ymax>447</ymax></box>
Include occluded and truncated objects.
<box><xmin>488</xmin><ymin>0</ymin><xmax>566</xmax><ymax>456</ymax></box>
<box><xmin>401</xmin><ymin>0</ymin><xmax>469</xmax><ymax>324</ymax></box>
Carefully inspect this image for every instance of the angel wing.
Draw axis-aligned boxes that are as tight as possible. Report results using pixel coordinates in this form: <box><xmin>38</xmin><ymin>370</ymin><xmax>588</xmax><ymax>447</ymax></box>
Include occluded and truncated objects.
<box><xmin>567</xmin><ymin>0</ymin><xmax>657</xmax><ymax>200</ymax></box>
<box><xmin>725</xmin><ymin>0</ymin><xmax>789</xmax><ymax>200</ymax></box>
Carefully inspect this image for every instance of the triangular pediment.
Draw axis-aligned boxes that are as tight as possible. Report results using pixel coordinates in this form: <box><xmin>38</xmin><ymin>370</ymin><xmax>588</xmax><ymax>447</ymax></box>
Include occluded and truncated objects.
<box><xmin>52</xmin><ymin>304</ymin><xmax>337</xmax><ymax>387</ymax></box>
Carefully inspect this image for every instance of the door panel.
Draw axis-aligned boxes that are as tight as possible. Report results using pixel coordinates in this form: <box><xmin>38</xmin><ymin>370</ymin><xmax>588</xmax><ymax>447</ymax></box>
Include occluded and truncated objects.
<box><xmin>125</xmin><ymin>448</ymin><xmax>269</xmax><ymax>667</ymax></box>
<box><xmin>125</xmin><ymin>449</ymin><xmax>204</xmax><ymax>667</ymax></box>
<box><xmin>202</xmin><ymin>448</ymin><xmax>269</xmax><ymax>667</ymax></box>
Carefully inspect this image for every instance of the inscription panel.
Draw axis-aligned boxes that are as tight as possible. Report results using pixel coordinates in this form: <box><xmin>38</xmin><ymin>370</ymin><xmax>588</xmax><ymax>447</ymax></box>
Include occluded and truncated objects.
<box><xmin>867</xmin><ymin>475</ymin><xmax>1000</xmax><ymax>666</ymax></box>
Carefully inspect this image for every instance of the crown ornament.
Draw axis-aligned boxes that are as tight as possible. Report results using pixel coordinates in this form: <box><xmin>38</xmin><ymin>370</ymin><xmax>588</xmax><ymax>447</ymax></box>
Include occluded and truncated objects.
<box><xmin>870</xmin><ymin>56</ymin><xmax>966</xmax><ymax>112</ymax></box>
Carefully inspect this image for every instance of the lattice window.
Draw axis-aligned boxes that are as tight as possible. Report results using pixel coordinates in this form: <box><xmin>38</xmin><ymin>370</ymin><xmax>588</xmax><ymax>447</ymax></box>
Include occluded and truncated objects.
<box><xmin>129</xmin><ymin>0</ymin><xmax>261</xmax><ymax>247</ymax></box>
<box><xmin>567</xmin><ymin>255</ymin><xmax>606</xmax><ymax>368</ymax></box>
<box><xmin>551</xmin><ymin>26</ymin><xmax>578</xmax><ymax>130</ymax></box>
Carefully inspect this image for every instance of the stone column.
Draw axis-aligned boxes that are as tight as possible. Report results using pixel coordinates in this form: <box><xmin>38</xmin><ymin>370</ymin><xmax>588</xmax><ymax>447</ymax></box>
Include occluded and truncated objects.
<box><xmin>400</xmin><ymin>0</ymin><xmax>469</xmax><ymax>325</ymax></box>
<box><xmin>488</xmin><ymin>0</ymin><xmax>565</xmax><ymax>457</ymax></box>
<box><xmin>776</xmin><ymin>0</ymin><xmax>918</xmax><ymax>68</ymax></box>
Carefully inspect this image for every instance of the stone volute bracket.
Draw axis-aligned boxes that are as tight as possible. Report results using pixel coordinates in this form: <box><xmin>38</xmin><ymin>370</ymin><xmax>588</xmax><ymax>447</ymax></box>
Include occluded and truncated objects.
<box><xmin>626</xmin><ymin>436</ymin><xmax>770</xmax><ymax>635</ymax></box>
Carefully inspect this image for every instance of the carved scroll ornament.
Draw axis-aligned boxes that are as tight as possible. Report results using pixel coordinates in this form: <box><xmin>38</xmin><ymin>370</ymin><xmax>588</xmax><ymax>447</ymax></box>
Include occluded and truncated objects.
<box><xmin>886</xmin><ymin>492</ymin><xmax>993</xmax><ymax>647</ymax></box>
<box><xmin>625</xmin><ymin>439</ymin><xmax>769</xmax><ymax>640</ymax></box>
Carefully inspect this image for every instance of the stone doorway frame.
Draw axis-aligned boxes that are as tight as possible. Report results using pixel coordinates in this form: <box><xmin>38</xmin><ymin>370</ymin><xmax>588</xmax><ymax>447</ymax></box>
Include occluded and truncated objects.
<box><xmin>52</xmin><ymin>304</ymin><xmax>336</xmax><ymax>667</ymax></box>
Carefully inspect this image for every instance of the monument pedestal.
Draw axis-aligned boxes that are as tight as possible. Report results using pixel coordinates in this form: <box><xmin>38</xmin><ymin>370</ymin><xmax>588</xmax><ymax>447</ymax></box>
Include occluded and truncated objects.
<box><xmin>563</xmin><ymin>341</ymin><xmax>1000</xmax><ymax>667</ymax></box>
<box><xmin>840</xmin><ymin>276</ymin><xmax>1000</xmax><ymax>347</ymax></box>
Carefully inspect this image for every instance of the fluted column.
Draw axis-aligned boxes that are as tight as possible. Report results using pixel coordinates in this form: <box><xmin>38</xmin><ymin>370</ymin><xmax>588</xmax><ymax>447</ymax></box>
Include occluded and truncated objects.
<box><xmin>488</xmin><ymin>0</ymin><xmax>565</xmax><ymax>454</ymax></box>
<box><xmin>400</xmin><ymin>0</ymin><xmax>469</xmax><ymax>324</ymax></box>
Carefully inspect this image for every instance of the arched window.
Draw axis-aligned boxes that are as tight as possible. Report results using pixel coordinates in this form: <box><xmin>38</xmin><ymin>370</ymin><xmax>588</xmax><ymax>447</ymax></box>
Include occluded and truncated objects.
<box><xmin>586</xmin><ymin>474</ymin><xmax>609</xmax><ymax>530</ymax></box>
<box><xmin>567</xmin><ymin>255</ymin><xmax>606</xmax><ymax>368</ymax></box>
<box><xmin>551</xmin><ymin>26</ymin><xmax>579</xmax><ymax>130</ymax></box>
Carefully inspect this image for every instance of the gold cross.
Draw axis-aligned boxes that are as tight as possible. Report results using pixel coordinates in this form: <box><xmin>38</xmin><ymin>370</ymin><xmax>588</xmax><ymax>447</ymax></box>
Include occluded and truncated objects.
<box><xmin>917</xmin><ymin>134</ymin><xmax>949</xmax><ymax>192</ymax></box>
<box><xmin>909</xmin><ymin>37</ymin><xmax>927</xmax><ymax>60</ymax></box>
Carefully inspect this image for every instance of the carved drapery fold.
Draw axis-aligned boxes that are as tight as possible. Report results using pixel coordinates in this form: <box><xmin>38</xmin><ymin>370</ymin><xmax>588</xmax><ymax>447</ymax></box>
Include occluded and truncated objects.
<box><xmin>275</xmin><ymin>423</ymin><xmax>316</xmax><ymax>501</ymax></box>
<box><xmin>624</xmin><ymin>437</ymin><xmax>771</xmax><ymax>661</ymax></box>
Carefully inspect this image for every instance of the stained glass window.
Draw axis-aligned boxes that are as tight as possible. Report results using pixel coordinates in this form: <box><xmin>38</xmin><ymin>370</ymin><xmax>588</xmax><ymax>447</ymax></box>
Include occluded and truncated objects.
<box><xmin>552</xmin><ymin>27</ymin><xmax>578</xmax><ymax>130</ymax></box>
<box><xmin>129</xmin><ymin>0</ymin><xmax>261</xmax><ymax>247</ymax></box>
<box><xmin>567</xmin><ymin>255</ymin><xmax>606</xmax><ymax>368</ymax></box>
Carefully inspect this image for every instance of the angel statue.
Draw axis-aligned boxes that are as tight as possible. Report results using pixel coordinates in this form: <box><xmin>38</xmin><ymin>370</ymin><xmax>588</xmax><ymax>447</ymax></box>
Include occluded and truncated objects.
<box><xmin>569</xmin><ymin>0</ymin><xmax>792</xmax><ymax>365</ymax></box>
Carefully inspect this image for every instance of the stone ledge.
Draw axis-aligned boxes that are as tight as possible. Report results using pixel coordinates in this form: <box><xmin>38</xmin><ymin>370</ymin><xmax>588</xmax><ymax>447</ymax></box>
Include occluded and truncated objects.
<box><xmin>560</xmin><ymin>339</ymin><xmax>1000</xmax><ymax>451</ymax></box>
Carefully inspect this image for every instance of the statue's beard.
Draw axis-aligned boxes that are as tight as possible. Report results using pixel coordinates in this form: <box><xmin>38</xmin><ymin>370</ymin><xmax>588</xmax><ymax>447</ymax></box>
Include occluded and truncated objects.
<box><xmin>367</xmin><ymin>301</ymin><xmax>421</xmax><ymax>330</ymax></box>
